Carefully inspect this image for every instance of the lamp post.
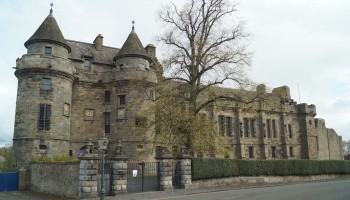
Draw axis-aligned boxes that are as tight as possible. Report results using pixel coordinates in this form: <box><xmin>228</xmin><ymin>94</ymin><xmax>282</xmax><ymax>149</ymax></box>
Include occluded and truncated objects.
<box><xmin>98</xmin><ymin>136</ymin><xmax>109</xmax><ymax>200</ymax></box>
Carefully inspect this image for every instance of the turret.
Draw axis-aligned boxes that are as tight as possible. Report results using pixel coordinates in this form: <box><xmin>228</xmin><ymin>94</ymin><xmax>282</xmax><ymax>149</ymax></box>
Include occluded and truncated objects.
<box><xmin>12</xmin><ymin>5</ymin><xmax>74</xmax><ymax>169</ymax></box>
<box><xmin>112</xmin><ymin>21</ymin><xmax>157</xmax><ymax>161</ymax></box>
<box><xmin>24</xmin><ymin>6</ymin><xmax>71</xmax><ymax>58</ymax></box>
<box><xmin>113</xmin><ymin>21</ymin><xmax>156</xmax><ymax>82</ymax></box>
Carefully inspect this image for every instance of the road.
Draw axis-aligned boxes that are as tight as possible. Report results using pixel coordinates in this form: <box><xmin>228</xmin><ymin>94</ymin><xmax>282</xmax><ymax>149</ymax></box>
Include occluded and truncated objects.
<box><xmin>1</xmin><ymin>179</ymin><xmax>350</xmax><ymax>200</ymax></box>
<box><xmin>152</xmin><ymin>179</ymin><xmax>350</xmax><ymax>200</ymax></box>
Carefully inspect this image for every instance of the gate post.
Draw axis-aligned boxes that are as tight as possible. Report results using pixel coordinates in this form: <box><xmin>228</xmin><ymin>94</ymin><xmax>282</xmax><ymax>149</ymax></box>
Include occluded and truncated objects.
<box><xmin>178</xmin><ymin>145</ymin><xmax>192</xmax><ymax>189</ymax></box>
<box><xmin>79</xmin><ymin>140</ymin><xmax>99</xmax><ymax>199</ymax></box>
<box><xmin>18</xmin><ymin>167</ymin><xmax>28</xmax><ymax>190</ymax></box>
<box><xmin>156</xmin><ymin>146</ymin><xmax>173</xmax><ymax>191</ymax></box>
<box><xmin>111</xmin><ymin>140</ymin><xmax>128</xmax><ymax>195</ymax></box>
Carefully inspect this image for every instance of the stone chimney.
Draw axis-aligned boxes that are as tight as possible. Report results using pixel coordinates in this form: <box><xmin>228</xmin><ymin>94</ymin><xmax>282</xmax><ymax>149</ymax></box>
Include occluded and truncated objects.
<box><xmin>256</xmin><ymin>84</ymin><xmax>266</xmax><ymax>94</ymax></box>
<box><xmin>93</xmin><ymin>34</ymin><xmax>103</xmax><ymax>51</ymax></box>
<box><xmin>145</xmin><ymin>44</ymin><xmax>156</xmax><ymax>59</ymax></box>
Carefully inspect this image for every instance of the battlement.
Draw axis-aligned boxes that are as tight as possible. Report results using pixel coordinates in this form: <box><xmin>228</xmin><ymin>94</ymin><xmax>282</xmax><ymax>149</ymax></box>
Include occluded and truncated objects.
<box><xmin>297</xmin><ymin>103</ymin><xmax>316</xmax><ymax>115</ymax></box>
<box><xmin>272</xmin><ymin>86</ymin><xmax>291</xmax><ymax>99</ymax></box>
<box><xmin>315</xmin><ymin>118</ymin><xmax>325</xmax><ymax>128</ymax></box>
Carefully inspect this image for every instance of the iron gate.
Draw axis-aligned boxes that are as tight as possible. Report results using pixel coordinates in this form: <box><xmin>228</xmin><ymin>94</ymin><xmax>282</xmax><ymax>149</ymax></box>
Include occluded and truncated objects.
<box><xmin>97</xmin><ymin>159</ymin><xmax>112</xmax><ymax>195</ymax></box>
<box><xmin>127</xmin><ymin>161</ymin><xmax>159</xmax><ymax>193</ymax></box>
<box><xmin>172</xmin><ymin>160</ymin><xmax>181</xmax><ymax>189</ymax></box>
<box><xmin>0</xmin><ymin>172</ymin><xmax>19</xmax><ymax>192</ymax></box>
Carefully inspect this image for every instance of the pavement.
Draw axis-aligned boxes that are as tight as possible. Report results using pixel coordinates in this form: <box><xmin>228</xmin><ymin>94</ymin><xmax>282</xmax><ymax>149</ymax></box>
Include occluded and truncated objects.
<box><xmin>0</xmin><ymin>178</ymin><xmax>349</xmax><ymax>200</ymax></box>
<box><xmin>96</xmin><ymin>182</ymin><xmax>308</xmax><ymax>200</ymax></box>
<box><xmin>0</xmin><ymin>183</ymin><xmax>273</xmax><ymax>200</ymax></box>
<box><xmin>0</xmin><ymin>190</ymin><xmax>75</xmax><ymax>200</ymax></box>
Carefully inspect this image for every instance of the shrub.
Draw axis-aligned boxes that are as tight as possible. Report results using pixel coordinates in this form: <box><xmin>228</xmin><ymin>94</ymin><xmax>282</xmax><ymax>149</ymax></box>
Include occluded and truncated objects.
<box><xmin>192</xmin><ymin>158</ymin><xmax>350</xmax><ymax>180</ymax></box>
<box><xmin>192</xmin><ymin>158</ymin><xmax>239</xmax><ymax>180</ymax></box>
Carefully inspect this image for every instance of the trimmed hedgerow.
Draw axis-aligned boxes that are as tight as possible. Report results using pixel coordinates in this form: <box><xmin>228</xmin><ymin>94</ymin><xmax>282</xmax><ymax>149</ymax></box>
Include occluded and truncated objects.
<box><xmin>192</xmin><ymin>157</ymin><xmax>239</xmax><ymax>180</ymax></box>
<box><xmin>192</xmin><ymin>158</ymin><xmax>350</xmax><ymax>180</ymax></box>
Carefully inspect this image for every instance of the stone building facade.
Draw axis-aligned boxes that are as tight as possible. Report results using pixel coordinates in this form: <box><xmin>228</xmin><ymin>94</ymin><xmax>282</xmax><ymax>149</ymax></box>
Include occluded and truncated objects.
<box><xmin>206</xmin><ymin>85</ymin><xmax>343</xmax><ymax>160</ymax></box>
<box><xmin>12</xmin><ymin>9</ymin><xmax>343</xmax><ymax>169</ymax></box>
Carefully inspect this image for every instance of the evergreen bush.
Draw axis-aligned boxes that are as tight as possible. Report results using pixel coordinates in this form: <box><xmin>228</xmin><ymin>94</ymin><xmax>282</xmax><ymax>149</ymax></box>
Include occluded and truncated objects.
<box><xmin>192</xmin><ymin>158</ymin><xmax>350</xmax><ymax>180</ymax></box>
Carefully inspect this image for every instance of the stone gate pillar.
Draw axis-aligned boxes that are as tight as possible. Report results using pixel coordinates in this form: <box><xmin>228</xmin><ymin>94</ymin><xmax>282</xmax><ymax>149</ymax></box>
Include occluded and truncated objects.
<box><xmin>18</xmin><ymin>167</ymin><xmax>28</xmax><ymax>190</ymax></box>
<box><xmin>178</xmin><ymin>145</ymin><xmax>192</xmax><ymax>189</ymax></box>
<box><xmin>156</xmin><ymin>146</ymin><xmax>173</xmax><ymax>191</ymax></box>
<box><xmin>111</xmin><ymin>140</ymin><xmax>129</xmax><ymax>195</ymax></box>
<box><xmin>79</xmin><ymin>140</ymin><xmax>99</xmax><ymax>199</ymax></box>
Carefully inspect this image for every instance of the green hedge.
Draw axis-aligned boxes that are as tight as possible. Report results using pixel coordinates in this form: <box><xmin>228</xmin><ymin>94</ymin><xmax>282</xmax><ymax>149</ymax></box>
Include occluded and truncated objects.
<box><xmin>192</xmin><ymin>158</ymin><xmax>350</xmax><ymax>180</ymax></box>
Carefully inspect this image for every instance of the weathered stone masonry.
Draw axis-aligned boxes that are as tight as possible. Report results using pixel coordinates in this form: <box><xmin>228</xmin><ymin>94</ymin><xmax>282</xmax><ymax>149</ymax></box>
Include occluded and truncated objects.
<box><xmin>12</xmin><ymin>8</ymin><xmax>343</xmax><ymax>170</ymax></box>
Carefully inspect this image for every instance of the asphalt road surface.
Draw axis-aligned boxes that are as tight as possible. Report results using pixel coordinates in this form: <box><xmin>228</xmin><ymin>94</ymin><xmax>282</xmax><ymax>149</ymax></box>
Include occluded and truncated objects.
<box><xmin>152</xmin><ymin>179</ymin><xmax>350</xmax><ymax>200</ymax></box>
<box><xmin>1</xmin><ymin>179</ymin><xmax>350</xmax><ymax>200</ymax></box>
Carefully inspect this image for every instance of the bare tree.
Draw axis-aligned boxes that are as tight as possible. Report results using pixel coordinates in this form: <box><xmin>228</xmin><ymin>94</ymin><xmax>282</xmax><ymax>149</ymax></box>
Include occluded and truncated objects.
<box><xmin>158</xmin><ymin>0</ymin><xmax>253</xmax><ymax>112</ymax></box>
<box><xmin>343</xmin><ymin>140</ymin><xmax>350</xmax><ymax>159</ymax></box>
<box><xmin>154</xmin><ymin>0</ymin><xmax>256</xmax><ymax>154</ymax></box>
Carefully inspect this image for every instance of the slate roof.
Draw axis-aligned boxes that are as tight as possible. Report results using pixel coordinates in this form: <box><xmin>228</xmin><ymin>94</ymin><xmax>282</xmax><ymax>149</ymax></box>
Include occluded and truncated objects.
<box><xmin>114</xmin><ymin>30</ymin><xmax>151</xmax><ymax>62</ymax></box>
<box><xmin>67</xmin><ymin>40</ymin><xmax>119</xmax><ymax>65</ymax></box>
<box><xmin>24</xmin><ymin>13</ymin><xmax>71</xmax><ymax>52</ymax></box>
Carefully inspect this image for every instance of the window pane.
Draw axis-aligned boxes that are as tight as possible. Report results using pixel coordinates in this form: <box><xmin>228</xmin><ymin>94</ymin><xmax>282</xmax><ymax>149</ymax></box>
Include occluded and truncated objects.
<box><xmin>244</xmin><ymin>118</ymin><xmax>249</xmax><ymax>137</ymax></box>
<box><xmin>38</xmin><ymin>104</ymin><xmax>51</xmax><ymax>130</ymax></box>
<box><xmin>118</xmin><ymin>95</ymin><xmax>126</xmax><ymax>105</ymax></box>
<box><xmin>105</xmin><ymin>91</ymin><xmax>111</xmax><ymax>103</ymax></box>
<box><xmin>218</xmin><ymin>115</ymin><xmax>225</xmax><ymax>135</ymax></box>
<box><xmin>45</xmin><ymin>105</ymin><xmax>51</xmax><ymax>130</ymax></box>
<box><xmin>225</xmin><ymin>117</ymin><xmax>232</xmax><ymax>136</ymax></box>
<box><xmin>272</xmin><ymin>146</ymin><xmax>276</xmax><ymax>158</ymax></box>
<box><xmin>41</xmin><ymin>78</ymin><xmax>51</xmax><ymax>90</ymax></box>
<box><xmin>266</xmin><ymin>119</ymin><xmax>271</xmax><ymax>138</ymax></box>
<box><xmin>45</xmin><ymin>47</ymin><xmax>52</xmax><ymax>56</ymax></box>
<box><xmin>84</xmin><ymin>60</ymin><xmax>91</xmax><ymax>72</ymax></box>
<box><xmin>288</xmin><ymin>124</ymin><xmax>292</xmax><ymax>138</ymax></box>
<box><xmin>272</xmin><ymin>119</ymin><xmax>276</xmax><ymax>138</ymax></box>
<box><xmin>249</xmin><ymin>146</ymin><xmax>254</xmax><ymax>158</ymax></box>
<box><xmin>38</xmin><ymin>104</ymin><xmax>45</xmax><ymax>130</ymax></box>
<box><xmin>104</xmin><ymin>112</ymin><xmax>110</xmax><ymax>133</ymax></box>
<box><xmin>250</xmin><ymin>119</ymin><xmax>255</xmax><ymax>137</ymax></box>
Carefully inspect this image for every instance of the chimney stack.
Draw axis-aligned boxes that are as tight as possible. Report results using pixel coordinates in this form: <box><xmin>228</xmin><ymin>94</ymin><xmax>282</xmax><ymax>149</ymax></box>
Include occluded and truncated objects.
<box><xmin>145</xmin><ymin>44</ymin><xmax>156</xmax><ymax>59</ymax></box>
<box><xmin>93</xmin><ymin>34</ymin><xmax>104</xmax><ymax>51</ymax></box>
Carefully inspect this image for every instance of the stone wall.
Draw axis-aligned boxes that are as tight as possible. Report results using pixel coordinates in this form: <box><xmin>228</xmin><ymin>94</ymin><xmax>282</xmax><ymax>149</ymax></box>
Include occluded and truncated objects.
<box><xmin>317</xmin><ymin>119</ymin><xmax>343</xmax><ymax>160</ymax></box>
<box><xmin>317</xmin><ymin>119</ymin><xmax>330</xmax><ymax>159</ymax></box>
<box><xmin>327</xmin><ymin>129</ymin><xmax>343</xmax><ymax>160</ymax></box>
<box><xmin>191</xmin><ymin>174</ymin><xmax>350</xmax><ymax>189</ymax></box>
<box><xmin>29</xmin><ymin>162</ymin><xmax>80</xmax><ymax>197</ymax></box>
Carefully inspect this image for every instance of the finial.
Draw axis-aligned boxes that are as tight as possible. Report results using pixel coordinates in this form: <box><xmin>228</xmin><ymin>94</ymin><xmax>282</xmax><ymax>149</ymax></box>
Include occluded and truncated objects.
<box><xmin>50</xmin><ymin>2</ymin><xmax>54</xmax><ymax>14</ymax></box>
<box><xmin>132</xmin><ymin>20</ymin><xmax>135</xmax><ymax>31</ymax></box>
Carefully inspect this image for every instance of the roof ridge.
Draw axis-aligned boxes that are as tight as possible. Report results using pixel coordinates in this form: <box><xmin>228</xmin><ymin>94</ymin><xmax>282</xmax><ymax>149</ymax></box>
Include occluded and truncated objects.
<box><xmin>66</xmin><ymin>39</ymin><xmax>120</xmax><ymax>50</ymax></box>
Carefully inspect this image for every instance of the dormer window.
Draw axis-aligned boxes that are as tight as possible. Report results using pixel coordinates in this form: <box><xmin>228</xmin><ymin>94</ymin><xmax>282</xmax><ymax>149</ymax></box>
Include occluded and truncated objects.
<box><xmin>84</xmin><ymin>59</ymin><xmax>91</xmax><ymax>72</ymax></box>
<box><xmin>45</xmin><ymin>46</ymin><xmax>52</xmax><ymax>57</ymax></box>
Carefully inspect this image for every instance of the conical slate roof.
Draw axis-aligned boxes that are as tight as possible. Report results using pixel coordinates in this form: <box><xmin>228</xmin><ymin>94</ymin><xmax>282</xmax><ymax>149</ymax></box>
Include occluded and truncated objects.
<box><xmin>24</xmin><ymin>13</ymin><xmax>71</xmax><ymax>53</ymax></box>
<box><xmin>114</xmin><ymin>30</ymin><xmax>151</xmax><ymax>62</ymax></box>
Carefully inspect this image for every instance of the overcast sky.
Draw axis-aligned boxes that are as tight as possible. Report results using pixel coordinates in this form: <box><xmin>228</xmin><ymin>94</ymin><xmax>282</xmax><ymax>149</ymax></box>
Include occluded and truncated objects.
<box><xmin>0</xmin><ymin>0</ymin><xmax>349</xmax><ymax>146</ymax></box>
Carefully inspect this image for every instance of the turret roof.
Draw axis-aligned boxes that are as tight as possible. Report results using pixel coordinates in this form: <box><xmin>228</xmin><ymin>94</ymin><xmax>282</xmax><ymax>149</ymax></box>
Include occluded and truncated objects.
<box><xmin>24</xmin><ymin>12</ymin><xmax>71</xmax><ymax>53</ymax></box>
<box><xmin>113</xmin><ymin>30</ymin><xmax>151</xmax><ymax>62</ymax></box>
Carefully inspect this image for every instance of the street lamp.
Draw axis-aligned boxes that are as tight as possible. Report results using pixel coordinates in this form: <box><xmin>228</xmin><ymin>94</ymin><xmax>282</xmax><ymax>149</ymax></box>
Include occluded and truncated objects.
<box><xmin>98</xmin><ymin>136</ymin><xmax>109</xmax><ymax>200</ymax></box>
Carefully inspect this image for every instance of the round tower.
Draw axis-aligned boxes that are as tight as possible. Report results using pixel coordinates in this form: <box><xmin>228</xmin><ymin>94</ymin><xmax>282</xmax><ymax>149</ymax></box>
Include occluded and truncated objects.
<box><xmin>12</xmin><ymin>7</ymin><xmax>75</xmax><ymax>169</ymax></box>
<box><xmin>113</xmin><ymin>23</ymin><xmax>156</xmax><ymax>82</ymax></box>
<box><xmin>112</xmin><ymin>22</ymin><xmax>157</xmax><ymax>160</ymax></box>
